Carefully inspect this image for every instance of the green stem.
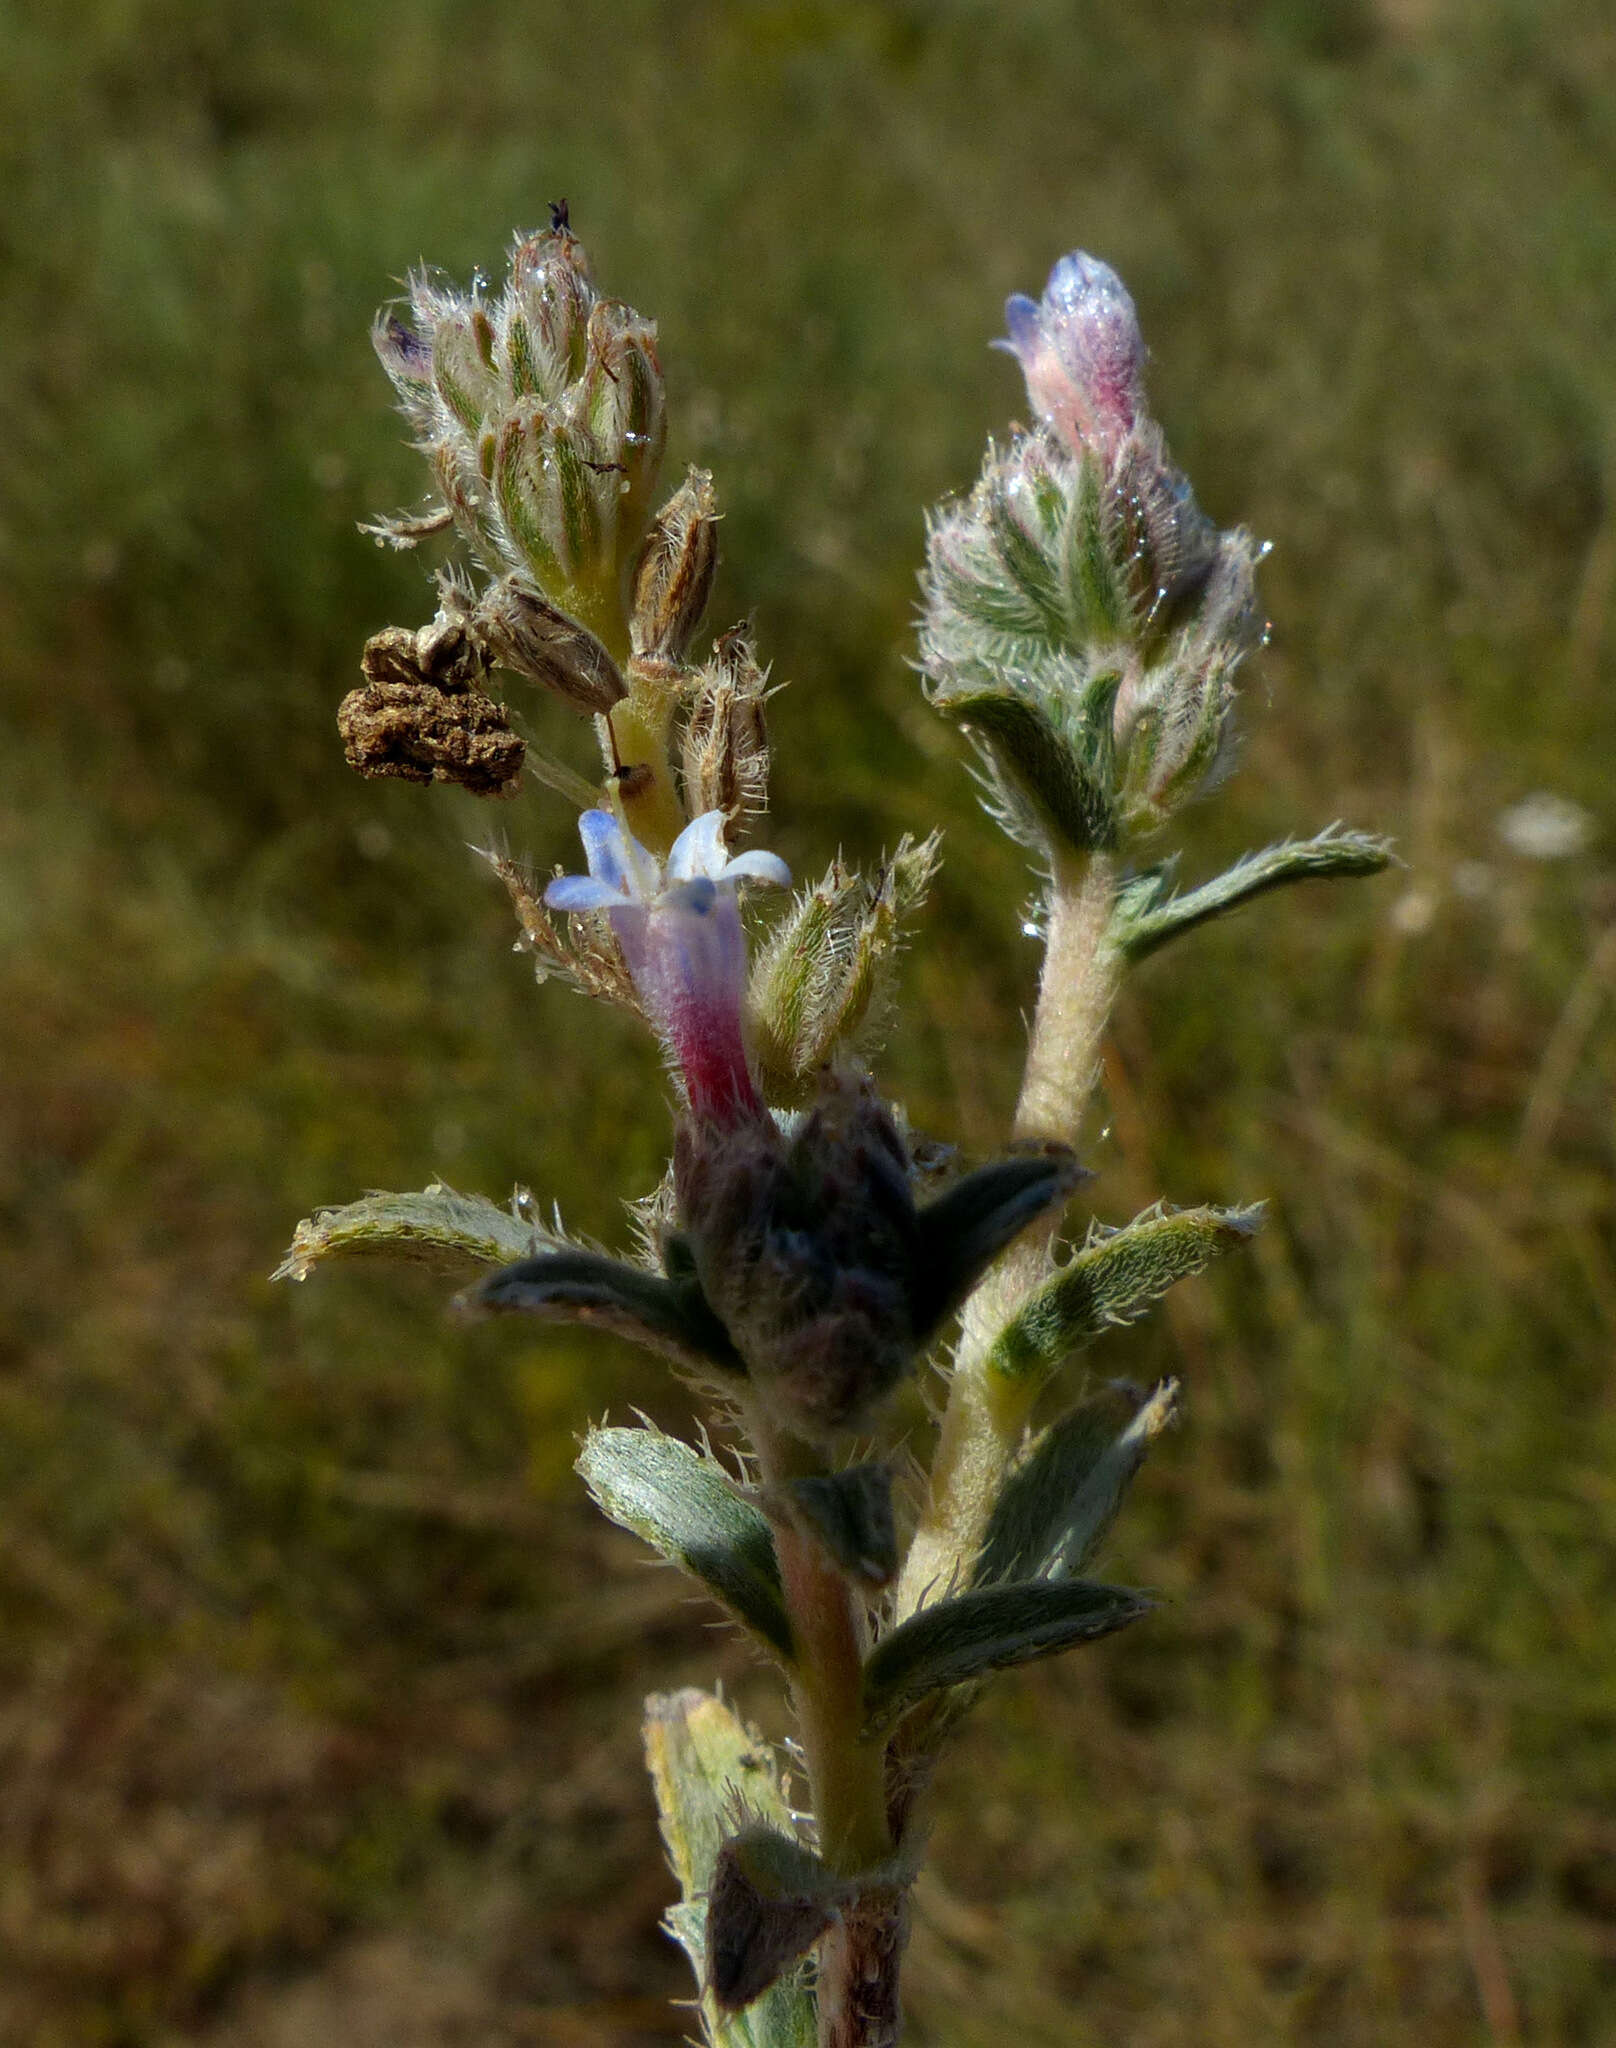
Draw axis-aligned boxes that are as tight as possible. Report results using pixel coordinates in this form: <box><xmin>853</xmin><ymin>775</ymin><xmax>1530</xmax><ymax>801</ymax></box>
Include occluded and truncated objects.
<box><xmin>895</xmin><ymin>851</ymin><xmax>1120</xmax><ymax>1620</ymax></box>
<box><xmin>752</xmin><ymin>1421</ymin><xmax>892</xmax><ymax>1878</ymax></box>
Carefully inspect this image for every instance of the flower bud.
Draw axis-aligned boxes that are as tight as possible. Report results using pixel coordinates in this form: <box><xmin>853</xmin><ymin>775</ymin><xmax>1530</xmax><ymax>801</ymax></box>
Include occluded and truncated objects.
<box><xmin>674</xmin><ymin>1071</ymin><xmax>922</xmax><ymax>1436</ymax></box>
<box><xmin>477</xmin><ymin>573</ymin><xmax>627</xmax><ymax>713</ymax></box>
<box><xmin>632</xmin><ymin>467</ymin><xmax>720</xmax><ymax>664</ymax></box>
<box><xmin>673</xmin><ymin>1068</ymin><xmax>1084</xmax><ymax>1440</ymax></box>
<box><xmin>680</xmin><ymin>624</ymin><xmax>771</xmax><ymax>830</ymax></box>
<box><xmin>572</xmin><ymin>299</ymin><xmax>668</xmax><ymax>544</ymax></box>
<box><xmin>506</xmin><ymin>222</ymin><xmax>594</xmax><ymax>395</ymax></box>
<box><xmin>923</xmin><ymin>252</ymin><xmax>1270</xmax><ymax>856</ymax></box>
<box><xmin>1000</xmin><ymin>251</ymin><xmax>1145</xmax><ymax>471</ymax></box>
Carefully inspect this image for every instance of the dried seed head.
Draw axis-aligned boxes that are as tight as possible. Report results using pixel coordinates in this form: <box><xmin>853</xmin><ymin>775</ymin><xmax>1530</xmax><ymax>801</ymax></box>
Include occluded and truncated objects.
<box><xmin>631</xmin><ymin>467</ymin><xmax>721</xmax><ymax>664</ymax></box>
<box><xmin>340</xmin><ymin>611</ymin><xmax>524</xmax><ymax>797</ymax></box>
<box><xmin>681</xmin><ymin>624</ymin><xmax>771</xmax><ymax>830</ymax></box>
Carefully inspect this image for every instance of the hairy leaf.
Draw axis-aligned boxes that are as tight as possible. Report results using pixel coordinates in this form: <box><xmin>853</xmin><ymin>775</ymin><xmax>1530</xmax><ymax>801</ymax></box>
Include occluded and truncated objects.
<box><xmin>644</xmin><ymin>1692</ymin><xmax>816</xmax><ymax>2048</ymax></box>
<box><xmin>272</xmin><ymin>1181</ymin><xmax>548</xmax><ymax>1283</ymax></box>
<box><xmin>933</xmin><ymin>686</ymin><xmax>1117</xmax><ymax>855</ymax></box>
<box><xmin>579</xmin><ymin>1427</ymin><xmax>791</xmax><ymax>1659</ymax></box>
<box><xmin>780</xmin><ymin>1463</ymin><xmax>898</xmax><ymax>1589</ymax></box>
<box><xmin>911</xmin><ymin>1146</ymin><xmax>1089</xmax><ymax>1333</ymax></box>
<box><xmin>462</xmin><ymin>1246</ymin><xmax>744</xmax><ymax>1377</ymax></box>
<box><xmin>977</xmin><ymin>1379</ymin><xmax>1179</xmax><ymax>1586</ymax></box>
<box><xmin>708</xmin><ymin>1826</ymin><xmax>844</xmax><ymax>2011</ymax></box>
<box><xmin>989</xmin><ymin>1203</ymin><xmax>1264</xmax><ymax>1388</ymax></box>
<box><xmin>863</xmin><ymin>1579</ymin><xmax>1151</xmax><ymax>1735</ymax></box>
<box><xmin>1113</xmin><ymin>827</ymin><xmax>1395</xmax><ymax>964</ymax></box>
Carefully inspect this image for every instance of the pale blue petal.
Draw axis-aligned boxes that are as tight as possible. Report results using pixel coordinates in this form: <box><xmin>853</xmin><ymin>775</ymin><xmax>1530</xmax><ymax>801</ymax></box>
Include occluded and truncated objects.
<box><xmin>545</xmin><ymin>875</ymin><xmax>628</xmax><ymax>912</ymax></box>
<box><xmin>577</xmin><ymin>808</ymin><xmax>632</xmax><ymax>892</ymax></box>
<box><xmin>1002</xmin><ymin>292</ymin><xmax>1042</xmax><ymax>359</ymax></box>
<box><xmin>721</xmin><ymin>849</ymin><xmax>792</xmax><ymax>889</ymax></box>
<box><xmin>667</xmin><ymin>810</ymin><xmax>729</xmax><ymax>882</ymax></box>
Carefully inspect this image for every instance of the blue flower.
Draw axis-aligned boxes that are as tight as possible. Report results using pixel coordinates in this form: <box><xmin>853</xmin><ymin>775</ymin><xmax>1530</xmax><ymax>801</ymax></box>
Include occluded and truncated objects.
<box><xmin>547</xmin><ymin>809</ymin><xmax>790</xmax><ymax>1121</ymax></box>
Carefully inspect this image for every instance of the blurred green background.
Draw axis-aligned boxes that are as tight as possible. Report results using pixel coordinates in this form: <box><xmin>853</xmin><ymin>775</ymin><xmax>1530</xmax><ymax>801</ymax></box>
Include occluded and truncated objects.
<box><xmin>3</xmin><ymin>1</ymin><xmax>1614</xmax><ymax>2042</ymax></box>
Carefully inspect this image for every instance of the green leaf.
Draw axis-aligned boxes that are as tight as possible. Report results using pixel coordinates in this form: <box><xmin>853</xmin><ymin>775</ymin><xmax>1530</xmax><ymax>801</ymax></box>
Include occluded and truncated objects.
<box><xmin>910</xmin><ymin>1146</ymin><xmax>1088</xmax><ymax>1334</ymax></box>
<box><xmin>983</xmin><ymin>477</ymin><xmax>1071</xmax><ymax>644</ymax></box>
<box><xmin>988</xmin><ymin>1202</ymin><xmax>1264</xmax><ymax>1389</ymax></box>
<box><xmin>272</xmin><ymin>1181</ymin><xmax>547</xmax><ymax>1283</ymax></box>
<box><xmin>977</xmin><ymin>1379</ymin><xmax>1179</xmax><ymax>1586</ymax></box>
<box><xmin>1113</xmin><ymin>827</ymin><xmax>1396</xmax><ymax>964</ymax></box>
<box><xmin>578</xmin><ymin>1427</ymin><xmax>792</xmax><ymax>1659</ymax></box>
<box><xmin>933</xmin><ymin>687</ymin><xmax>1117</xmax><ymax>855</ymax></box>
<box><xmin>1061</xmin><ymin>454</ymin><xmax>1130</xmax><ymax>641</ymax></box>
<box><xmin>863</xmin><ymin>1579</ymin><xmax>1151</xmax><ymax>1735</ymax></box>
<box><xmin>708</xmin><ymin>1826</ymin><xmax>844</xmax><ymax>2012</ymax></box>
<box><xmin>780</xmin><ymin>1463</ymin><xmax>898</xmax><ymax>1589</ymax></box>
<box><xmin>463</xmin><ymin>1245</ymin><xmax>744</xmax><ymax>1377</ymax></box>
<box><xmin>644</xmin><ymin>1691</ymin><xmax>817</xmax><ymax>2048</ymax></box>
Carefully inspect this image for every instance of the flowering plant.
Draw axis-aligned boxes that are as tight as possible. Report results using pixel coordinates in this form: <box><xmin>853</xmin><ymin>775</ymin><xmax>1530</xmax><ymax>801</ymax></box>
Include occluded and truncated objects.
<box><xmin>280</xmin><ymin>211</ymin><xmax>1389</xmax><ymax>2046</ymax></box>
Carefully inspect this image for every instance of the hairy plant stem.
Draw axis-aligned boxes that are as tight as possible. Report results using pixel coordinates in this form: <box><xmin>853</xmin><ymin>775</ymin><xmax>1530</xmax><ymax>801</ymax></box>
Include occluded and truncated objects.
<box><xmin>605</xmin><ymin>695</ymin><xmax>686</xmax><ymax>852</ymax></box>
<box><xmin>895</xmin><ymin>851</ymin><xmax>1120</xmax><ymax>1621</ymax></box>
<box><xmin>751</xmin><ymin>1418</ymin><xmax>904</xmax><ymax>2046</ymax></box>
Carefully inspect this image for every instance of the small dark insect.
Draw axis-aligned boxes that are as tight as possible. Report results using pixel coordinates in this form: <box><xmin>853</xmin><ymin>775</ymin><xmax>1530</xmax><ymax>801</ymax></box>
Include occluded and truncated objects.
<box><xmin>549</xmin><ymin>198</ymin><xmax>570</xmax><ymax>233</ymax></box>
<box><xmin>613</xmin><ymin>761</ymin><xmax>656</xmax><ymax>801</ymax></box>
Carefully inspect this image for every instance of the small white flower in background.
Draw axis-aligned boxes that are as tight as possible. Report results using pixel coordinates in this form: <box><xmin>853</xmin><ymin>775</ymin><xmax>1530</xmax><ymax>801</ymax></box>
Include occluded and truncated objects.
<box><xmin>1389</xmin><ymin>883</ymin><xmax>1439</xmax><ymax>937</ymax></box>
<box><xmin>547</xmin><ymin>808</ymin><xmax>790</xmax><ymax>1123</ymax></box>
<box><xmin>1495</xmin><ymin>792</ymin><xmax>1593</xmax><ymax>862</ymax></box>
<box><xmin>1450</xmin><ymin>860</ymin><xmax>1495</xmax><ymax>902</ymax></box>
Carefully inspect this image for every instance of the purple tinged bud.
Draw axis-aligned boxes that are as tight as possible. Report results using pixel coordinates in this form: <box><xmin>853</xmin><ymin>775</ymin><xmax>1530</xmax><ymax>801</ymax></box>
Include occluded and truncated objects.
<box><xmin>999</xmin><ymin>251</ymin><xmax>1146</xmax><ymax>469</ymax></box>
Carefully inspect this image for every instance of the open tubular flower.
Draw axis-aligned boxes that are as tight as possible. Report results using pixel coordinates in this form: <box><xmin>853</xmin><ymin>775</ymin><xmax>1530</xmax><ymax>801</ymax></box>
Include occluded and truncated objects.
<box><xmin>546</xmin><ymin>808</ymin><xmax>790</xmax><ymax>1123</ymax></box>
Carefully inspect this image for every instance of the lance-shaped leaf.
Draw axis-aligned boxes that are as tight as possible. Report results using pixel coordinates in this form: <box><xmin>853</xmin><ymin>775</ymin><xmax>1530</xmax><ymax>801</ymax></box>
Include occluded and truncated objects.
<box><xmin>461</xmin><ymin>1246</ymin><xmax>744</xmax><ymax>1377</ymax></box>
<box><xmin>747</xmin><ymin>836</ymin><xmax>940</xmax><ymax>1108</ymax></box>
<box><xmin>988</xmin><ymin>1202</ymin><xmax>1265</xmax><ymax>1389</ymax></box>
<box><xmin>776</xmin><ymin>1463</ymin><xmax>898</xmax><ymax>1590</ymax></box>
<box><xmin>273</xmin><ymin>1181</ymin><xmax>548</xmax><ymax>1283</ymax></box>
<box><xmin>1113</xmin><ymin>827</ymin><xmax>1395</xmax><ymax>965</ymax></box>
<box><xmin>933</xmin><ymin>685</ymin><xmax>1118</xmax><ymax>857</ymax></box>
<box><xmin>708</xmin><ymin>1826</ymin><xmax>846</xmax><ymax>2012</ymax></box>
<box><xmin>976</xmin><ymin>1378</ymin><xmax>1179</xmax><ymax>1587</ymax></box>
<box><xmin>911</xmin><ymin>1145</ymin><xmax>1089</xmax><ymax>1335</ymax></box>
<box><xmin>578</xmin><ymin>1427</ymin><xmax>792</xmax><ymax>1659</ymax></box>
<box><xmin>863</xmin><ymin>1579</ymin><xmax>1151</xmax><ymax>1736</ymax></box>
<box><xmin>644</xmin><ymin>1691</ymin><xmax>817</xmax><ymax>2048</ymax></box>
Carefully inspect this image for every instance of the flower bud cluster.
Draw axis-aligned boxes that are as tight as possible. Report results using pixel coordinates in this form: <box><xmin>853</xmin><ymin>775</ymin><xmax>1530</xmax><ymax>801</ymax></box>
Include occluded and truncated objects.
<box><xmin>669</xmin><ymin>1071</ymin><xmax>1082</xmax><ymax>1440</ymax></box>
<box><xmin>921</xmin><ymin>251</ymin><xmax>1266</xmax><ymax>853</ymax></box>
<box><xmin>363</xmin><ymin>218</ymin><xmax>758</xmax><ymax>875</ymax></box>
<box><xmin>673</xmin><ymin>1072</ymin><xmax>924</xmax><ymax>1436</ymax></box>
<box><xmin>373</xmin><ymin>215</ymin><xmax>667</xmax><ymax>654</ymax></box>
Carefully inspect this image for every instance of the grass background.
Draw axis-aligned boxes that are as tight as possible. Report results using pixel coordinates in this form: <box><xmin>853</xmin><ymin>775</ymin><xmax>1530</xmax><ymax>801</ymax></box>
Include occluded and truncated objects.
<box><xmin>2</xmin><ymin>1</ymin><xmax>1614</xmax><ymax>2042</ymax></box>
